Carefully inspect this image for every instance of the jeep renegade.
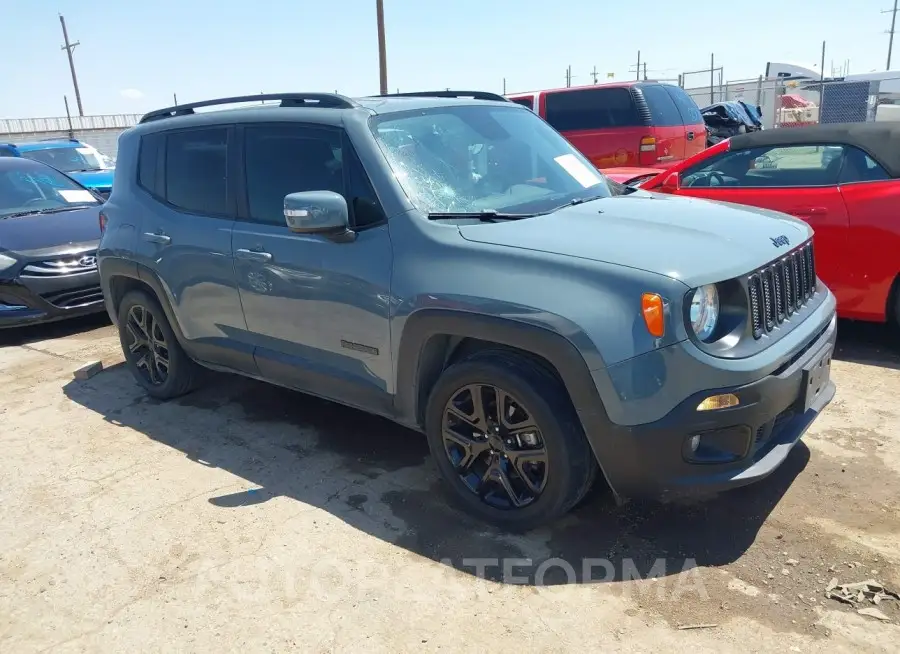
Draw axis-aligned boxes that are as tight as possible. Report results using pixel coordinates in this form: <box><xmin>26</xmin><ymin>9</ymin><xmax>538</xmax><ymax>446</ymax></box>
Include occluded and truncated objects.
<box><xmin>98</xmin><ymin>91</ymin><xmax>836</xmax><ymax>530</ymax></box>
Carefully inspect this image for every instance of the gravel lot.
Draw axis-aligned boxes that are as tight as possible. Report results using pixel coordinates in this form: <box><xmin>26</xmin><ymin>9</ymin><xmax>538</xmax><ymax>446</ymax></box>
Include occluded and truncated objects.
<box><xmin>1</xmin><ymin>315</ymin><xmax>899</xmax><ymax>652</ymax></box>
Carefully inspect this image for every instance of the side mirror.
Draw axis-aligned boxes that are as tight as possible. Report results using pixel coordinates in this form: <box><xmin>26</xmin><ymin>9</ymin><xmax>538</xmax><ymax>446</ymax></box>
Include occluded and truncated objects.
<box><xmin>660</xmin><ymin>172</ymin><xmax>680</xmax><ymax>193</ymax></box>
<box><xmin>284</xmin><ymin>191</ymin><xmax>355</xmax><ymax>242</ymax></box>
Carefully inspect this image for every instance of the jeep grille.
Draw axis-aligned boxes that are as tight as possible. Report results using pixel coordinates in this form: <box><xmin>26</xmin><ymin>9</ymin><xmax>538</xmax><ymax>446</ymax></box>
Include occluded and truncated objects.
<box><xmin>747</xmin><ymin>241</ymin><xmax>816</xmax><ymax>339</ymax></box>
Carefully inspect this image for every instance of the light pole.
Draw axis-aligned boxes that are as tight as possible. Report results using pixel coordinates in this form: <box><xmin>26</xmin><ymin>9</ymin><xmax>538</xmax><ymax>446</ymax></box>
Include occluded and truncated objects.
<box><xmin>376</xmin><ymin>0</ymin><xmax>388</xmax><ymax>94</ymax></box>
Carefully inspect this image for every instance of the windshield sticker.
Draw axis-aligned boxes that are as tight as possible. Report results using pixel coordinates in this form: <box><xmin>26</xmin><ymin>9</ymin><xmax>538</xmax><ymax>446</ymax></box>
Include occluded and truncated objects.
<box><xmin>76</xmin><ymin>147</ymin><xmax>97</xmax><ymax>155</ymax></box>
<box><xmin>59</xmin><ymin>189</ymin><xmax>96</xmax><ymax>203</ymax></box>
<box><xmin>554</xmin><ymin>154</ymin><xmax>603</xmax><ymax>188</ymax></box>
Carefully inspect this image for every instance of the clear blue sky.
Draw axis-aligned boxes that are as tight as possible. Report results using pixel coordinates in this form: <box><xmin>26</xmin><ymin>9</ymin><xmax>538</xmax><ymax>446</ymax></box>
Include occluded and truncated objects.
<box><xmin>0</xmin><ymin>0</ymin><xmax>893</xmax><ymax>118</ymax></box>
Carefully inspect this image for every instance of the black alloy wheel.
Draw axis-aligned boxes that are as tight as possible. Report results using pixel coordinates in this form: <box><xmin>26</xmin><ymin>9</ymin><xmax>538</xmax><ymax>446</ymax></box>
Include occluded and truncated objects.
<box><xmin>124</xmin><ymin>303</ymin><xmax>170</xmax><ymax>386</ymax></box>
<box><xmin>442</xmin><ymin>383</ymin><xmax>549</xmax><ymax>510</ymax></box>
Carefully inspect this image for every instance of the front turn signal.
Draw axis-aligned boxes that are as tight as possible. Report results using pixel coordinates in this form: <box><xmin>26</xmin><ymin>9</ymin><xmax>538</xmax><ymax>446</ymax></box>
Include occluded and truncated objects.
<box><xmin>641</xmin><ymin>293</ymin><xmax>665</xmax><ymax>338</ymax></box>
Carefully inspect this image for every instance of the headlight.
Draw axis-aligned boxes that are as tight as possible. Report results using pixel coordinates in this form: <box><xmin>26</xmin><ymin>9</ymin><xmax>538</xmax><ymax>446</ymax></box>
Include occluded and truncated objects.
<box><xmin>690</xmin><ymin>284</ymin><xmax>719</xmax><ymax>341</ymax></box>
<box><xmin>0</xmin><ymin>253</ymin><xmax>18</xmax><ymax>272</ymax></box>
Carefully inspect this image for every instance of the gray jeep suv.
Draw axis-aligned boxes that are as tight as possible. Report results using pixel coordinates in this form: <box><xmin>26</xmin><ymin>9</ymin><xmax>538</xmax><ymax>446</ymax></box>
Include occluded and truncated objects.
<box><xmin>98</xmin><ymin>91</ymin><xmax>836</xmax><ymax>530</ymax></box>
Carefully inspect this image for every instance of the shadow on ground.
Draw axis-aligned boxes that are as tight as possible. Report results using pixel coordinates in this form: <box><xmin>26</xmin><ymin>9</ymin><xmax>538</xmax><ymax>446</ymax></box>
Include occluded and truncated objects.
<box><xmin>64</xmin><ymin>359</ymin><xmax>811</xmax><ymax>586</ymax></box>
<box><xmin>833</xmin><ymin>319</ymin><xmax>900</xmax><ymax>371</ymax></box>
<box><xmin>0</xmin><ymin>313</ymin><xmax>111</xmax><ymax>348</ymax></box>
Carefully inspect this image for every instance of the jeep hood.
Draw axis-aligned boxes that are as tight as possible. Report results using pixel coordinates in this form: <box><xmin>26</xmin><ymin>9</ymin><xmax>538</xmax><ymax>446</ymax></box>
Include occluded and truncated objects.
<box><xmin>457</xmin><ymin>192</ymin><xmax>812</xmax><ymax>288</ymax></box>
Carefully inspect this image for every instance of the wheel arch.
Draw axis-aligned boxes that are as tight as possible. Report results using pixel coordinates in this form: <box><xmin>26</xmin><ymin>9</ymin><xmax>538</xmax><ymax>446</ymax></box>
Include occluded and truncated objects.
<box><xmin>394</xmin><ymin>309</ymin><xmax>609</xmax><ymax>430</ymax></box>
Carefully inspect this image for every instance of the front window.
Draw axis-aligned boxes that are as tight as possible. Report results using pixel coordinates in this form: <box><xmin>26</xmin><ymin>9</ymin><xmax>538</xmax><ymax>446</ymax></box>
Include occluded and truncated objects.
<box><xmin>21</xmin><ymin>144</ymin><xmax>113</xmax><ymax>173</ymax></box>
<box><xmin>0</xmin><ymin>166</ymin><xmax>100</xmax><ymax>218</ymax></box>
<box><xmin>371</xmin><ymin>105</ymin><xmax>612</xmax><ymax>215</ymax></box>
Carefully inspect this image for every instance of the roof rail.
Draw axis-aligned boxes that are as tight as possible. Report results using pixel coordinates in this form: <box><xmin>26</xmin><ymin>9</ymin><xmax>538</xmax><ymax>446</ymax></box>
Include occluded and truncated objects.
<box><xmin>381</xmin><ymin>90</ymin><xmax>510</xmax><ymax>102</ymax></box>
<box><xmin>139</xmin><ymin>93</ymin><xmax>360</xmax><ymax>124</ymax></box>
<box><xmin>39</xmin><ymin>137</ymin><xmax>79</xmax><ymax>142</ymax></box>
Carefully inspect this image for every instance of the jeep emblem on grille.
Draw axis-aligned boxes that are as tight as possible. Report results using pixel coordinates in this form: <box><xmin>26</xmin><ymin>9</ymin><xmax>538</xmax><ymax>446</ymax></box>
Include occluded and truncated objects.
<box><xmin>78</xmin><ymin>255</ymin><xmax>97</xmax><ymax>268</ymax></box>
<box><xmin>770</xmin><ymin>235</ymin><xmax>790</xmax><ymax>248</ymax></box>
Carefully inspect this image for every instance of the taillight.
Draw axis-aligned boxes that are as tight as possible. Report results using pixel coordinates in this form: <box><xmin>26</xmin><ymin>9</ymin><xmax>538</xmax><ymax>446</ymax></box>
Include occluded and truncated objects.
<box><xmin>638</xmin><ymin>136</ymin><xmax>657</xmax><ymax>165</ymax></box>
<box><xmin>99</xmin><ymin>210</ymin><xmax>108</xmax><ymax>233</ymax></box>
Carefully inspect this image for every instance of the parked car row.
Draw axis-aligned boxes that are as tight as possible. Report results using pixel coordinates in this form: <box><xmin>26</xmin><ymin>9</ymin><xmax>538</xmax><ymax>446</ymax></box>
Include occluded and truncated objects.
<box><xmin>0</xmin><ymin>138</ymin><xmax>115</xmax><ymax>198</ymax></box>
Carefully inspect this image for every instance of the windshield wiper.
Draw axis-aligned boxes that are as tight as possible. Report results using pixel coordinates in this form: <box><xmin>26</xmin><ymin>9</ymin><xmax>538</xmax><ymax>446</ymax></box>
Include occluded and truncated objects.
<box><xmin>427</xmin><ymin>209</ymin><xmax>537</xmax><ymax>222</ymax></box>
<box><xmin>0</xmin><ymin>206</ymin><xmax>89</xmax><ymax>220</ymax></box>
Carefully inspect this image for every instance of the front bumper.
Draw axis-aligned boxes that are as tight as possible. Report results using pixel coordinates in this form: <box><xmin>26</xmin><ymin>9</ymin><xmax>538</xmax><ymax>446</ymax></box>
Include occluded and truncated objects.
<box><xmin>0</xmin><ymin>270</ymin><xmax>105</xmax><ymax>328</ymax></box>
<box><xmin>585</xmin><ymin>312</ymin><xmax>837</xmax><ymax>500</ymax></box>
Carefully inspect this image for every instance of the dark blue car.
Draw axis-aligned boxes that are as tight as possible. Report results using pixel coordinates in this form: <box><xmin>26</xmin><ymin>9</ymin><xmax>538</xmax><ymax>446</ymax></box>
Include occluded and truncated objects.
<box><xmin>0</xmin><ymin>138</ymin><xmax>115</xmax><ymax>199</ymax></box>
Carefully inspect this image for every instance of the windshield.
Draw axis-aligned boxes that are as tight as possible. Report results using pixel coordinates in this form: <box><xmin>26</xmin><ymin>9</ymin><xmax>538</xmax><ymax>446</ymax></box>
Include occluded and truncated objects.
<box><xmin>21</xmin><ymin>145</ymin><xmax>113</xmax><ymax>173</ymax></box>
<box><xmin>370</xmin><ymin>105</ymin><xmax>613</xmax><ymax>215</ymax></box>
<box><xmin>0</xmin><ymin>166</ymin><xmax>100</xmax><ymax>218</ymax></box>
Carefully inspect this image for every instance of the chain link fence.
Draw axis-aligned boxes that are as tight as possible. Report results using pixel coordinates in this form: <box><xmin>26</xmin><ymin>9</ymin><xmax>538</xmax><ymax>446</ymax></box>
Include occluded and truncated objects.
<box><xmin>682</xmin><ymin>76</ymin><xmax>900</xmax><ymax>130</ymax></box>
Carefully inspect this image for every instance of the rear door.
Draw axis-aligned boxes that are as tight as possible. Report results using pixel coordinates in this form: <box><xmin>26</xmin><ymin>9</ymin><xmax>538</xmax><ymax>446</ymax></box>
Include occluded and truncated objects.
<box><xmin>663</xmin><ymin>85</ymin><xmax>706</xmax><ymax>159</ymax></box>
<box><xmin>132</xmin><ymin>126</ymin><xmax>254</xmax><ymax>373</ymax></box>
<box><xmin>542</xmin><ymin>87</ymin><xmax>644</xmax><ymax>168</ymax></box>
<box><xmin>836</xmin><ymin>147</ymin><xmax>900</xmax><ymax>321</ymax></box>
<box><xmin>635</xmin><ymin>83</ymin><xmax>685</xmax><ymax>165</ymax></box>
<box><xmin>673</xmin><ymin>143</ymin><xmax>849</xmax><ymax>301</ymax></box>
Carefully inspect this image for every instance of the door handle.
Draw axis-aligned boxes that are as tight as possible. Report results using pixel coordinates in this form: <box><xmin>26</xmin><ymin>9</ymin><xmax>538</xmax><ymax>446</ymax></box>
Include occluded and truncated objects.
<box><xmin>789</xmin><ymin>206</ymin><xmax>828</xmax><ymax>217</ymax></box>
<box><xmin>687</xmin><ymin>131</ymin><xmax>695</xmax><ymax>141</ymax></box>
<box><xmin>142</xmin><ymin>232</ymin><xmax>171</xmax><ymax>245</ymax></box>
<box><xmin>235</xmin><ymin>248</ymin><xmax>273</xmax><ymax>263</ymax></box>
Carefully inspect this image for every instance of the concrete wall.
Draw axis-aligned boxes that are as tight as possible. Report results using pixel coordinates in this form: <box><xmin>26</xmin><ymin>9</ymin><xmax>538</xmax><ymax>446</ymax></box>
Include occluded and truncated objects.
<box><xmin>0</xmin><ymin>114</ymin><xmax>141</xmax><ymax>158</ymax></box>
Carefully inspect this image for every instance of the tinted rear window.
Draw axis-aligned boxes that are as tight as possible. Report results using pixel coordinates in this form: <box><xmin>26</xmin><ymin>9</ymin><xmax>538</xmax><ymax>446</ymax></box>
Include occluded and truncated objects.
<box><xmin>544</xmin><ymin>87</ymin><xmax>641</xmax><ymax>131</ymax></box>
<box><xmin>637</xmin><ymin>84</ymin><xmax>683</xmax><ymax>126</ymax></box>
<box><xmin>663</xmin><ymin>85</ymin><xmax>704</xmax><ymax>125</ymax></box>
<box><xmin>509</xmin><ymin>96</ymin><xmax>534</xmax><ymax>111</ymax></box>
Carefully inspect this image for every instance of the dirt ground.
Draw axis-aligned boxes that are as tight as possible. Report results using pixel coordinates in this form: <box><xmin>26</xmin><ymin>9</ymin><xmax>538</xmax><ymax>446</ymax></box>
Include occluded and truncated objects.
<box><xmin>1</xmin><ymin>314</ymin><xmax>899</xmax><ymax>653</ymax></box>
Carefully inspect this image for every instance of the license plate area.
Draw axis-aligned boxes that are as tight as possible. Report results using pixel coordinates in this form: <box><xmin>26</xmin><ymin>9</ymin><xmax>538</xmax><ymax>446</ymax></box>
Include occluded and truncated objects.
<box><xmin>802</xmin><ymin>345</ymin><xmax>833</xmax><ymax>412</ymax></box>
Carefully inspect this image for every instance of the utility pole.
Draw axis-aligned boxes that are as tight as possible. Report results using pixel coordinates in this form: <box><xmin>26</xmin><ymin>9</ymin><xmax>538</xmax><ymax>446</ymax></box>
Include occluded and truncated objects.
<box><xmin>63</xmin><ymin>96</ymin><xmax>74</xmax><ymax>138</ymax></box>
<box><xmin>886</xmin><ymin>0</ymin><xmax>899</xmax><ymax>70</ymax></box>
<box><xmin>590</xmin><ymin>66</ymin><xmax>599</xmax><ymax>84</ymax></box>
<box><xmin>502</xmin><ymin>77</ymin><xmax>506</xmax><ymax>94</ymax></box>
<box><xmin>636</xmin><ymin>50</ymin><xmax>641</xmax><ymax>81</ymax></box>
<box><xmin>376</xmin><ymin>0</ymin><xmax>388</xmax><ymax>95</ymax></box>
<box><xmin>173</xmin><ymin>93</ymin><xmax>178</xmax><ymax>106</ymax></box>
<box><xmin>710</xmin><ymin>53</ymin><xmax>715</xmax><ymax>104</ymax></box>
<box><xmin>59</xmin><ymin>14</ymin><xmax>84</xmax><ymax>116</ymax></box>
<box><xmin>643</xmin><ymin>62</ymin><xmax>648</xmax><ymax>81</ymax></box>
<box><xmin>565</xmin><ymin>65</ymin><xmax>572</xmax><ymax>87</ymax></box>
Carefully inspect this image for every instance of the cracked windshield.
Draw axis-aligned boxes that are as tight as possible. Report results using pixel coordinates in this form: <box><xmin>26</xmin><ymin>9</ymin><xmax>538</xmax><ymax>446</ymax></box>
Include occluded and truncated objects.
<box><xmin>372</xmin><ymin>105</ymin><xmax>613</xmax><ymax>216</ymax></box>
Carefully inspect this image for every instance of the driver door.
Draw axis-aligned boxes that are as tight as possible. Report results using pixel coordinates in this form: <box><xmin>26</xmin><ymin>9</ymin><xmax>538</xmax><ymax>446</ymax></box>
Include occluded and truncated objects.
<box><xmin>675</xmin><ymin>144</ymin><xmax>849</xmax><ymax>300</ymax></box>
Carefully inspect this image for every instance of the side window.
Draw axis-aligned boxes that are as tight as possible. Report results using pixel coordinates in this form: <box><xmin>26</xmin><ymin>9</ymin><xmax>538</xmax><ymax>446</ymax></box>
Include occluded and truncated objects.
<box><xmin>839</xmin><ymin>146</ymin><xmax>892</xmax><ymax>184</ymax></box>
<box><xmin>663</xmin><ymin>85</ymin><xmax>704</xmax><ymax>125</ymax></box>
<box><xmin>509</xmin><ymin>96</ymin><xmax>534</xmax><ymax>111</ymax></box>
<box><xmin>165</xmin><ymin>128</ymin><xmax>228</xmax><ymax>214</ymax></box>
<box><xmin>544</xmin><ymin>87</ymin><xmax>641</xmax><ymax>131</ymax></box>
<box><xmin>682</xmin><ymin>145</ymin><xmax>845</xmax><ymax>188</ymax></box>
<box><xmin>137</xmin><ymin>132</ymin><xmax>163</xmax><ymax>197</ymax></box>
<box><xmin>637</xmin><ymin>84</ymin><xmax>683</xmax><ymax>126</ymax></box>
<box><xmin>244</xmin><ymin>124</ymin><xmax>343</xmax><ymax>226</ymax></box>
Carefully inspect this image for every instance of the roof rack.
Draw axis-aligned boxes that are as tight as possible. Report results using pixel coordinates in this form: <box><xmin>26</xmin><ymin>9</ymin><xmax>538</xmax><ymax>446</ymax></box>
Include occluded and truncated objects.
<box><xmin>139</xmin><ymin>93</ymin><xmax>360</xmax><ymax>124</ymax></box>
<box><xmin>39</xmin><ymin>137</ymin><xmax>79</xmax><ymax>142</ymax></box>
<box><xmin>380</xmin><ymin>90</ymin><xmax>509</xmax><ymax>102</ymax></box>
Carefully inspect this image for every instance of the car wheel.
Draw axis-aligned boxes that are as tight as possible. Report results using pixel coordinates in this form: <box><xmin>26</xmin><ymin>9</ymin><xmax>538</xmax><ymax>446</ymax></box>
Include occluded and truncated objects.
<box><xmin>117</xmin><ymin>289</ymin><xmax>199</xmax><ymax>399</ymax></box>
<box><xmin>425</xmin><ymin>350</ymin><xmax>597</xmax><ymax>531</ymax></box>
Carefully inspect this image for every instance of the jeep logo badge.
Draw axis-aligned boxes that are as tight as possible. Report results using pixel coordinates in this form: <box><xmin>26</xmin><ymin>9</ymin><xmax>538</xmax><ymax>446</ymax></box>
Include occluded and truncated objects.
<box><xmin>770</xmin><ymin>235</ymin><xmax>790</xmax><ymax>248</ymax></box>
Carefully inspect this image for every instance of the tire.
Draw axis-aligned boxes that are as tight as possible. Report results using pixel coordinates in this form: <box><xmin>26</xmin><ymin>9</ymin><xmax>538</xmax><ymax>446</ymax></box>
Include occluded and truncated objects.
<box><xmin>117</xmin><ymin>289</ymin><xmax>199</xmax><ymax>400</ymax></box>
<box><xmin>424</xmin><ymin>350</ymin><xmax>598</xmax><ymax>531</ymax></box>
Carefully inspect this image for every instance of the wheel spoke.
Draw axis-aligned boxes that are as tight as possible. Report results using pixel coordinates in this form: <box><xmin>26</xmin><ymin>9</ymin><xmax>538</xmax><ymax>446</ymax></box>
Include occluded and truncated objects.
<box><xmin>508</xmin><ymin>447</ymin><xmax>548</xmax><ymax>494</ymax></box>
<box><xmin>443</xmin><ymin>429</ymin><xmax>490</xmax><ymax>473</ymax></box>
<box><xmin>496</xmin><ymin>466</ymin><xmax>524</xmax><ymax>507</ymax></box>
<box><xmin>125</xmin><ymin>322</ymin><xmax>145</xmax><ymax>353</ymax></box>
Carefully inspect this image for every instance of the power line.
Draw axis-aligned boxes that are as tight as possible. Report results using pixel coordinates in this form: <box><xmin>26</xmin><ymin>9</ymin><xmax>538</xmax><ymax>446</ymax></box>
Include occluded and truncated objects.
<box><xmin>885</xmin><ymin>0</ymin><xmax>899</xmax><ymax>70</ymax></box>
<box><xmin>59</xmin><ymin>14</ymin><xmax>84</xmax><ymax>116</ymax></box>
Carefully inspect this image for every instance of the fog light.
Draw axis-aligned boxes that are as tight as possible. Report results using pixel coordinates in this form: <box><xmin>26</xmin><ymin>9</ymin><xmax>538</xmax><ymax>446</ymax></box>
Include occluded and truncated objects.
<box><xmin>696</xmin><ymin>393</ymin><xmax>740</xmax><ymax>411</ymax></box>
<box><xmin>689</xmin><ymin>435</ymin><xmax>701</xmax><ymax>453</ymax></box>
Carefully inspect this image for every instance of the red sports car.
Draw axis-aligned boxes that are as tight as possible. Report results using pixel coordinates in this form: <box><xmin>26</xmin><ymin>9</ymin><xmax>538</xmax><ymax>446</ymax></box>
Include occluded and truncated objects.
<box><xmin>636</xmin><ymin>124</ymin><xmax>900</xmax><ymax>325</ymax></box>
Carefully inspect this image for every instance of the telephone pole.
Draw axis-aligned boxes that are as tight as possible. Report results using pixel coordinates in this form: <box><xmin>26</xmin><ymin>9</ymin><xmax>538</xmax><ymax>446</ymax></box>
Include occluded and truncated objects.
<box><xmin>886</xmin><ymin>0</ymin><xmax>899</xmax><ymax>70</ymax></box>
<box><xmin>590</xmin><ymin>66</ymin><xmax>599</xmax><ymax>84</ymax></box>
<box><xmin>376</xmin><ymin>0</ymin><xmax>388</xmax><ymax>95</ymax></box>
<box><xmin>59</xmin><ymin>14</ymin><xmax>84</xmax><ymax>116</ymax></box>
